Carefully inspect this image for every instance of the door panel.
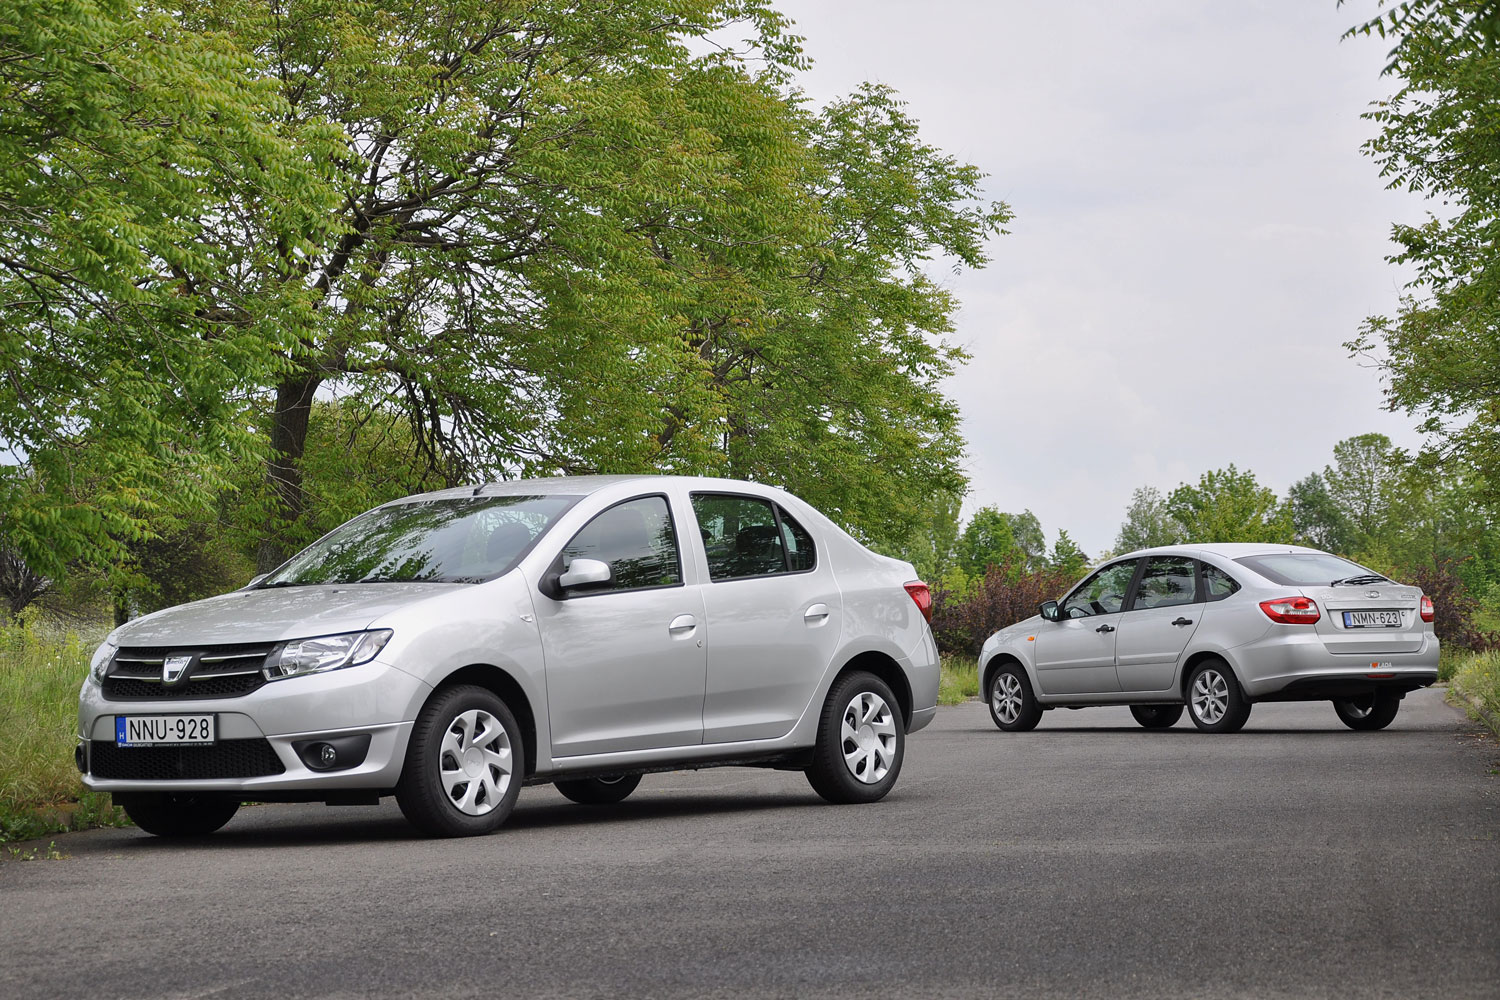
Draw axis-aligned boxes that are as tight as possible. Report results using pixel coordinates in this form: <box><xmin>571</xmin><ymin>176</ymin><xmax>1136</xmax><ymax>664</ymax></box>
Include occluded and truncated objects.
<box><xmin>1115</xmin><ymin>607</ymin><xmax>1201</xmax><ymax>693</ymax></box>
<box><xmin>691</xmin><ymin>494</ymin><xmax>843</xmax><ymax>743</ymax></box>
<box><xmin>1033</xmin><ymin>616</ymin><xmax>1122</xmax><ymax>694</ymax></box>
<box><xmin>539</xmin><ymin>495</ymin><xmax>707</xmax><ymax>757</ymax></box>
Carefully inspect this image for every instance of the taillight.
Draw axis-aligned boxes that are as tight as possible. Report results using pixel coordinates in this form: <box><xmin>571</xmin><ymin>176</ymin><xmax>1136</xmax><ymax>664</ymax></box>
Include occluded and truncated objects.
<box><xmin>904</xmin><ymin>581</ymin><xmax>933</xmax><ymax>623</ymax></box>
<box><xmin>1259</xmin><ymin>596</ymin><xmax>1320</xmax><ymax>624</ymax></box>
<box><xmin>1420</xmin><ymin>595</ymin><xmax>1435</xmax><ymax>623</ymax></box>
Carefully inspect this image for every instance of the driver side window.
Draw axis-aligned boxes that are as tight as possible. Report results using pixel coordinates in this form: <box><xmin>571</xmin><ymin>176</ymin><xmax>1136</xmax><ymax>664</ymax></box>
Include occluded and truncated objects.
<box><xmin>1062</xmin><ymin>559</ymin><xmax>1138</xmax><ymax>618</ymax></box>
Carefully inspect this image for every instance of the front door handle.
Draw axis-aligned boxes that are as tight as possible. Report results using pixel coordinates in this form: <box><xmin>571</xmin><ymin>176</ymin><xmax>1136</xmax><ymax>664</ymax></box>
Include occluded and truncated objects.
<box><xmin>1095</xmin><ymin>624</ymin><xmax>1115</xmax><ymax>633</ymax></box>
<box><xmin>668</xmin><ymin>614</ymin><xmax>697</xmax><ymax>633</ymax></box>
<box><xmin>1172</xmin><ymin>617</ymin><xmax>1194</xmax><ymax>627</ymax></box>
<box><xmin>803</xmin><ymin>603</ymin><xmax>830</xmax><ymax>622</ymax></box>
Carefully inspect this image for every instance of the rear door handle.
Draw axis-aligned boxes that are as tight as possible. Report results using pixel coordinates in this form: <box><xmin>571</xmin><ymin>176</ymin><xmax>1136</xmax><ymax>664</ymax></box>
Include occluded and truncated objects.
<box><xmin>668</xmin><ymin>614</ymin><xmax>697</xmax><ymax>633</ymax></box>
<box><xmin>1172</xmin><ymin>617</ymin><xmax>1194</xmax><ymax>627</ymax></box>
<box><xmin>1095</xmin><ymin>624</ymin><xmax>1115</xmax><ymax>633</ymax></box>
<box><xmin>803</xmin><ymin>603</ymin><xmax>830</xmax><ymax>622</ymax></box>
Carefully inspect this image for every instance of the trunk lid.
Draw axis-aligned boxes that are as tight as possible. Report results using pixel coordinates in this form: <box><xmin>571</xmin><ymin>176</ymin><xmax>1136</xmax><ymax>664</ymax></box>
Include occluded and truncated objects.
<box><xmin>1302</xmin><ymin>583</ymin><xmax>1426</xmax><ymax>655</ymax></box>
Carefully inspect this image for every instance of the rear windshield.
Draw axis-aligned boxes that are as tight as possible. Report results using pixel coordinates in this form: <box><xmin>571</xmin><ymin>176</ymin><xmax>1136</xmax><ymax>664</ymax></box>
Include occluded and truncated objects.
<box><xmin>1234</xmin><ymin>553</ymin><xmax>1386</xmax><ymax>587</ymax></box>
<box><xmin>261</xmin><ymin>494</ymin><xmax>581</xmax><ymax>586</ymax></box>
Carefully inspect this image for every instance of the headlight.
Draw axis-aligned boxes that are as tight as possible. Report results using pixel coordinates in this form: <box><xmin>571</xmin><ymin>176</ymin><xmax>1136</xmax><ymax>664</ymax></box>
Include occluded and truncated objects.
<box><xmin>265</xmin><ymin>630</ymin><xmax>393</xmax><ymax>680</ymax></box>
<box><xmin>89</xmin><ymin>641</ymin><xmax>117</xmax><ymax>684</ymax></box>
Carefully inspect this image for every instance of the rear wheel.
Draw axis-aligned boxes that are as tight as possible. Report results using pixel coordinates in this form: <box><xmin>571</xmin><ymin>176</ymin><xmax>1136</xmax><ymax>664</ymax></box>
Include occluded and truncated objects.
<box><xmin>1185</xmin><ymin>659</ymin><xmax>1251</xmax><ymax>734</ymax></box>
<box><xmin>396</xmin><ymin>685</ymin><xmax>524</xmax><ymax>837</ymax></box>
<box><xmin>117</xmin><ymin>793</ymin><xmax>239</xmax><ymax>838</ymax></box>
<box><xmin>1332</xmin><ymin>693</ymin><xmax>1401</xmax><ymax>731</ymax></box>
<box><xmin>806</xmin><ymin>671</ymin><xmax>904</xmax><ymax>804</ymax></box>
<box><xmin>556</xmin><ymin>774</ymin><xmax>642</xmax><ymax>805</ymax></box>
<box><xmin>1129</xmin><ymin>704</ymin><xmax>1183</xmax><ymax>729</ymax></box>
<box><xmin>988</xmin><ymin>663</ymin><xmax>1043</xmax><ymax>732</ymax></box>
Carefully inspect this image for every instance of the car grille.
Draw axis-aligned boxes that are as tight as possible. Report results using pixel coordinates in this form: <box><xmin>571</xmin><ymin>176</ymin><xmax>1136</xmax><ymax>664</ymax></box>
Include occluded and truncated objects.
<box><xmin>102</xmin><ymin>644</ymin><xmax>273</xmax><ymax>701</ymax></box>
<box><xmin>90</xmin><ymin>739</ymin><xmax>286</xmax><ymax>780</ymax></box>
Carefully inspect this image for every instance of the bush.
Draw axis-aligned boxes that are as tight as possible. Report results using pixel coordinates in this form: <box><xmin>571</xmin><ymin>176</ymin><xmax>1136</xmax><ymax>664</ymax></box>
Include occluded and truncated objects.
<box><xmin>1401</xmin><ymin>562</ymin><xmax>1498</xmax><ymax>651</ymax></box>
<box><xmin>930</xmin><ymin>555</ymin><xmax>1077</xmax><ymax>657</ymax></box>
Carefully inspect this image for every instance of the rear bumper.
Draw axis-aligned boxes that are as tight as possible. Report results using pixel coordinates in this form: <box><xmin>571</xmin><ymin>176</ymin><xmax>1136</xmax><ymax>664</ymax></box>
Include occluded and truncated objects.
<box><xmin>1230</xmin><ymin>630</ymin><xmax>1440</xmax><ymax>701</ymax></box>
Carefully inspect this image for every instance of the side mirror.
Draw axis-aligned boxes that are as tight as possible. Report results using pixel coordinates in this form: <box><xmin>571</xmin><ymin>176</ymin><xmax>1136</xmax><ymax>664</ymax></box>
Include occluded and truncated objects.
<box><xmin>1039</xmin><ymin>600</ymin><xmax>1061</xmax><ymax>622</ymax></box>
<box><xmin>558</xmin><ymin>558</ymin><xmax>612</xmax><ymax>590</ymax></box>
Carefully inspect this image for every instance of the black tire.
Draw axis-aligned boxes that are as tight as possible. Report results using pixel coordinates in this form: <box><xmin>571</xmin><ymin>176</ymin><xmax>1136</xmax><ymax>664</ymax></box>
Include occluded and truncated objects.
<box><xmin>116</xmin><ymin>793</ymin><xmax>239</xmax><ymax>838</ymax></box>
<box><xmin>806</xmin><ymin>671</ymin><xmax>905</xmax><ymax>804</ymax></box>
<box><xmin>1129</xmin><ymin>704</ymin><xmax>1184</xmax><ymax>729</ymax></box>
<box><xmin>555</xmin><ymin>774</ymin><xmax>643</xmax><ymax>805</ymax></box>
<box><xmin>987</xmin><ymin>662</ymin><xmax>1043</xmax><ymax>732</ymax></box>
<box><xmin>1185</xmin><ymin>659</ymin><xmax>1252</xmax><ymax>734</ymax></box>
<box><xmin>1332</xmin><ymin>693</ymin><xmax>1401</xmax><ymax>731</ymax></box>
<box><xmin>396</xmin><ymin>685</ymin><xmax>525</xmax><ymax>837</ymax></box>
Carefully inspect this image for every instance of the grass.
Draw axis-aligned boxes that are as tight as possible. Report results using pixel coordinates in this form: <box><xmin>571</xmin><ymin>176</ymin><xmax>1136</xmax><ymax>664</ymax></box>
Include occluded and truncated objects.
<box><xmin>0</xmin><ymin>620</ymin><xmax>128</xmax><ymax>843</ymax></box>
<box><xmin>938</xmin><ymin>653</ymin><xmax>979</xmax><ymax>706</ymax></box>
<box><xmin>1449</xmin><ymin>649</ymin><xmax>1500</xmax><ymax>735</ymax></box>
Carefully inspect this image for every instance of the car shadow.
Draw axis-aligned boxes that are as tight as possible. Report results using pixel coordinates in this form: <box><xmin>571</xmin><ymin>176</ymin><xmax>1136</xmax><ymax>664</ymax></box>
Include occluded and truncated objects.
<box><xmin>956</xmin><ymin>725</ymin><xmax>1407</xmax><ymax>736</ymax></box>
<box><xmin>113</xmin><ymin>791</ymin><xmax>824</xmax><ymax>849</ymax></box>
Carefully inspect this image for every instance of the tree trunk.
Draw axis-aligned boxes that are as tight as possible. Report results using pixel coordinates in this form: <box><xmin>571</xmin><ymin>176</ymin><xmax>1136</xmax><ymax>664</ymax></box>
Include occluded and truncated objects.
<box><xmin>257</xmin><ymin>375</ymin><xmax>322</xmax><ymax>572</ymax></box>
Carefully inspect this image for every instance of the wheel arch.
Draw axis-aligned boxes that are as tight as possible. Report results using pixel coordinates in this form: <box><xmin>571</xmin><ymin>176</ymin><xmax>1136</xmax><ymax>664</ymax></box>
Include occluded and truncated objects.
<box><xmin>428</xmin><ymin>663</ymin><xmax>538</xmax><ymax>778</ymax></box>
<box><xmin>980</xmin><ymin>652</ymin><xmax>1030</xmax><ymax>704</ymax></box>
<box><xmin>832</xmin><ymin>650</ymin><xmax>913</xmax><ymax>731</ymax></box>
<box><xmin>1179</xmin><ymin>649</ymin><xmax>1242</xmax><ymax>701</ymax></box>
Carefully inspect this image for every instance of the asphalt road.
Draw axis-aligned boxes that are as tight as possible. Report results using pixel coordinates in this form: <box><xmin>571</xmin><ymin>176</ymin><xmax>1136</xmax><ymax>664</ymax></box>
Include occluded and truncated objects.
<box><xmin>3</xmin><ymin>688</ymin><xmax>1497</xmax><ymax>999</ymax></box>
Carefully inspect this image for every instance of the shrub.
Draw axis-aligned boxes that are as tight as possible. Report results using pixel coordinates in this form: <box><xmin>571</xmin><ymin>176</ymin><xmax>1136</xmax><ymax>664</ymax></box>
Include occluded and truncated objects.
<box><xmin>1401</xmin><ymin>562</ymin><xmax>1498</xmax><ymax>651</ymax></box>
<box><xmin>930</xmin><ymin>555</ymin><xmax>1077</xmax><ymax>657</ymax></box>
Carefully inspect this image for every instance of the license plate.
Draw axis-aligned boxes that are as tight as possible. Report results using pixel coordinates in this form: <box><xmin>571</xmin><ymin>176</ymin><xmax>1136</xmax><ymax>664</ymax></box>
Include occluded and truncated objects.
<box><xmin>115</xmin><ymin>715</ymin><xmax>216</xmax><ymax>747</ymax></box>
<box><xmin>1343</xmin><ymin>610</ymin><xmax>1403</xmax><ymax>629</ymax></box>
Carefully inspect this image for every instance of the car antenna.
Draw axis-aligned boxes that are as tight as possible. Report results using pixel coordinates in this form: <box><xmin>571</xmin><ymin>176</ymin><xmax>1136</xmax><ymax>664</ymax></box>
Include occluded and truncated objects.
<box><xmin>471</xmin><ymin>482</ymin><xmax>490</xmax><ymax>496</ymax></box>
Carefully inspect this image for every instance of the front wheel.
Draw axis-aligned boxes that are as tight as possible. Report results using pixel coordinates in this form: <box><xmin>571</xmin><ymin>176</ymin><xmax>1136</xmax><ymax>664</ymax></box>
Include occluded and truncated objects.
<box><xmin>1129</xmin><ymin>704</ymin><xmax>1184</xmax><ymax>729</ymax></box>
<box><xmin>1185</xmin><ymin>660</ymin><xmax>1251</xmax><ymax>733</ymax></box>
<box><xmin>556</xmin><ymin>774</ymin><xmax>642</xmax><ymax>805</ymax></box>
<box><xmin>116</xmin><ymin>793</ymin><xmax>239</xmax><ymax>838</ymax></box>
<box><xmin>1332</xmin><ymin>693</ymin><xmax>1401</xmax><ymax>731</ymax></box>
<box><xmin>988</xmin><ymin>663</ymin><xmax>1043</xmax><ymax>732</ymax></box>
<box><xmin>396</xmin><ymin>685</ymin><xmax>525</xmax><ymax>837</ymax></box>
<box><xmin>806</xmin><ymin>671</ymin><xmax>905</xmax><ymax>804</ymax></box>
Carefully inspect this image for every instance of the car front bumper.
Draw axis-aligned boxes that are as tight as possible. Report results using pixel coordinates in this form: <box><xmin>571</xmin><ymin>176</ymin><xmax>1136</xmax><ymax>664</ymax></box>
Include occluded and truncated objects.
<box><xmin>78</xmin><ymin>659</ymin><xmax>429</xmax><ymax>795</ymax></box>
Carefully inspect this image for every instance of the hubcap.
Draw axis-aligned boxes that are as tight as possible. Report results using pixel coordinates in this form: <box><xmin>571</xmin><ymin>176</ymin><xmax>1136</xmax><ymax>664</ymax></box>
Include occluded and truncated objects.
<box><xmin>439</xmin><ymin>709</ymin><xmax>512</xmax><ymax>816</ymax></box>
<box><xmin>992</xmin><ymin>673</ymin><xmax>1024</xmax><ymax>725</ymax></box>
<box><xmin>1191</xmin><ymin>669</ymin><xmax>1229</xmax><ymax>725</ymax></box>
<box><xmin>841</xmin><ymin>691</ymin><xmax>897</xmax><ymax>784</ymax></box>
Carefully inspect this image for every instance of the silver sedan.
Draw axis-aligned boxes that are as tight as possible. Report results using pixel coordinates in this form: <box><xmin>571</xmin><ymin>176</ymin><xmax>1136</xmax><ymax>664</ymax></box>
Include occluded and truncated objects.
<box><xmin>78</xmin><ymin>476</ymin><xmax>939</xmax><ymax>837</ymax></box>
<box><xmin>978</xmin><ymin>543</ymin><xmax>1439</xmax><ymax>734</ymax></box>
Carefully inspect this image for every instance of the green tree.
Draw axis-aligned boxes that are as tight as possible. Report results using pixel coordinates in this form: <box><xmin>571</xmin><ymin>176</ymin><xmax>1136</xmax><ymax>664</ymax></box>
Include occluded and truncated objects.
<box><xmin>164</xmin><ymin>1</ymin><xmax>1006</xmax><ymax>568</ymax></box>
<box><xmin>1114</xmin><ymin>486</ymin><xmax>1183</xmax><ymax>552</ymax></box>
<box><xmin>0</xmin><ymin>0</ymin><xmax>336</xmax><ymax>582</ymax></box>
<box><xmin>956</xmin><ymin>507</ymin><xmax>1017</xmax><ymax>578</ymax></box>
<box><xmin>1048</xmin><ymin>529</ymin><xmax>1089</xmax><ymax>579</ymax></box>
<box><xmin>1165</xmin><ymin>466</ymin><xmax>1294</xmax><ymax>544</ymax></box>
<box><xmin>1287</xmin><ymin>473</ymin><xmax>1352</xmax><ymax>553</ymax></box>
<box><xmin>1346</xmin><ymin>1</ymin><xmax>1500</xmax><ymax>507</ymax></box>
<box><xmin>1324</xmin><ymin>433</ymin><xmax>1397</xmax><ymax>541</ymax></box>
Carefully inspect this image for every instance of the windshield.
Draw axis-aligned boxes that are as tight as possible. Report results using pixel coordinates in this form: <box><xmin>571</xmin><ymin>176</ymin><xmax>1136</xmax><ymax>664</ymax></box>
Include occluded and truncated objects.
<box><xmin>261</xmin><ymin>494</ymin><xmax>581</xmax><ymax>586</ymax></box>
<box><xmin>1234</xmin><ymin>553</ymin><xmax>1387</xmax><ymax>588</ymax></box>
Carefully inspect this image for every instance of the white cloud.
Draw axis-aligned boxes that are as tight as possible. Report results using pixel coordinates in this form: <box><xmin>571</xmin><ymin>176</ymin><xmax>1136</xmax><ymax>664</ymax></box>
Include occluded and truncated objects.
<box><xmin>776</xmin><ymin>0</ymin><xmax>1429</xmax><ymax>556</ymax></box>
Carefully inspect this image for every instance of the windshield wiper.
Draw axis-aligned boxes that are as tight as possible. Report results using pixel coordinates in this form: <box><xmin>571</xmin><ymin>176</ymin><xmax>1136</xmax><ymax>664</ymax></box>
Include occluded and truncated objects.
<box><xmin>257</xmin><ymin>580</ymin><xmax>308</xmax><ymax>589</ymax></box>
<box><xmin>1330</xmin><ymin>574</ymin><xmax>1389</xmax><ymax>587</ymax></box>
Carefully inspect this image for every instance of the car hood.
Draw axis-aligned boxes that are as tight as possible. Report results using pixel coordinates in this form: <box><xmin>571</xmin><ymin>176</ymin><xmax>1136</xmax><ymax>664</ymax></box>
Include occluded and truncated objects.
<box><xmin>111</xmin><ymin>583</ymin><xmax>468</xmax><ymax>647</ymax></box>
<box><xmin>994</xmin><ymin>614</ymin><xmax>1044</xmax><ymax>640</ymax></box>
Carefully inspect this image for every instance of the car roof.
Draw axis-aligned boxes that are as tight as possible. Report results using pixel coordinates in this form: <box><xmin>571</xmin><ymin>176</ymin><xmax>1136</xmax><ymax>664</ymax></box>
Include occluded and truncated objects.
<box><xmin>1111</xmin><ymin>542</ymin><xmax>1328</xmax><ymax>561</ymax></box>
<box><xmin>386</xmin><ymin>475</ymin><xmax>788</xmax><ymax>504</ymax></box>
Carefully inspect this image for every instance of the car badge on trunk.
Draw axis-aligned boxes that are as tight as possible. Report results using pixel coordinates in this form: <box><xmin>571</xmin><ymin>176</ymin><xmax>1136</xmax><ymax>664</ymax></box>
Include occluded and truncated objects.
<box><xmin>1366</xmin><ymin>590</ymin><xmax>1380</xmax><ymax>599</ymax></box>
<box><xmin>162</xmin><ymin>655</ymin><xmax>192</xmax><ymax>685</ymax></box>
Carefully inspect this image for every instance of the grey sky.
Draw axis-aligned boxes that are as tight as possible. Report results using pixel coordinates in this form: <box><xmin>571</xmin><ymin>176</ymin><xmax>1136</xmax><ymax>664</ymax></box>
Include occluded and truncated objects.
<box><xmin>774</xmin><ymin>0</ymin><xmax>1427</xmax><ymax>557</ymax></box>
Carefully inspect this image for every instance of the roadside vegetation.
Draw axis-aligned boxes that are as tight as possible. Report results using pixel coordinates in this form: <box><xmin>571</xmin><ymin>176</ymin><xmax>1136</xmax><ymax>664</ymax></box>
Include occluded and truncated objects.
<box><xmin>1449</xmin><ymin>651</ymin><xmax>1500</xmax><ymax>735</ymax></box>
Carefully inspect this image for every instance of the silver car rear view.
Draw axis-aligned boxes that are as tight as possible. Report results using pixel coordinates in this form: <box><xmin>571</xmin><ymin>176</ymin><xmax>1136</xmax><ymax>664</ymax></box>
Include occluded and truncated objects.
<box><xmin>77</xmin><ymin>476</ymin><xmax>940</xmax><ymax>837</ymax></box>
<box><xmin>977</xmin><ymin>543</ymin><xmax>1439</xmax><ymax>734</ymax></box>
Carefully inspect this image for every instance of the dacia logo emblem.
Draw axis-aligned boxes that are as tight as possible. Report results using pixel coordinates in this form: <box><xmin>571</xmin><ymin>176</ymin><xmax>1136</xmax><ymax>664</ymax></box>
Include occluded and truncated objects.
<box><xmin>162</xmin><ymin>655</ymin><xmax>192</xmax><ymax>685</ymax></box>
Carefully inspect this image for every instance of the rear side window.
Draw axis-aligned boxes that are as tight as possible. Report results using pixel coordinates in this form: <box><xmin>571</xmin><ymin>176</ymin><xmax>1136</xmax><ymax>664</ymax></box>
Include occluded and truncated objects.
<box><xmin>1131</xmin><ymin>556</ymin><xmax>1197</xmax><ymax>610</ymax></box>
<box><xmin>778</xmin><ymin>508</ymin><xmax>816</xmax><ymax>571</ymax></box>
<box><xmin>1202</xmin><ymin>563</ymin><xmax>1240</xmax><ymax>602</ymax></box>
<box><xmin>560</xmin><ymin>496</ymin><xmax>681</xmax><ymax>592</ymax></box>
<box><xmin>692</xmin><ymin>493</ymin><xmax>788</xmax><ymax>580</ymax></box>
